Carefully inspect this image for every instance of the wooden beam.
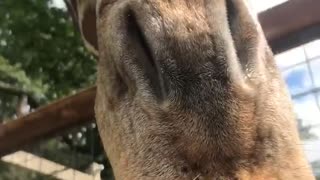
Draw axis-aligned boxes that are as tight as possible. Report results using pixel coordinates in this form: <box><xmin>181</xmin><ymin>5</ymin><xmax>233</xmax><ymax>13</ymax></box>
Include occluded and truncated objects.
<box><xmin>0</xmin><ymin>87</ymin><xmax>96</xmax><ymax>156</ymax></box>
<box><xmin>259</xmin><ymin>0</ymin><xmax>320</xmax><ymax>53</ymax></box>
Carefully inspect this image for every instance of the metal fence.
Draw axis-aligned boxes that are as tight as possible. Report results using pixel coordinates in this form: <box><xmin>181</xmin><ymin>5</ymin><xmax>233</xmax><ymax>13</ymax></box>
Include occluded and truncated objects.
<box><xmin>0</xmin><ymin>122</ymin><xmax>111</xmax><ymax>180</ymax></box>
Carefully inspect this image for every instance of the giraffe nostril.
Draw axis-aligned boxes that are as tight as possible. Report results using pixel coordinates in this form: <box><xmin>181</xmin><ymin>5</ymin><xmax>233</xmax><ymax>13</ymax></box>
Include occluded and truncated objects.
<box><xmin>181</xmin><ymin>166</ymin><xmax>189</xmax><ymax>173</ymax></box>
<box><xmin>117</xmin><ymin>8</ymin><xmax>168</xmax><ymax>101</ymax></box>
<box><xmin>226</xmin><ymin>0</ymin><xmax>236</xmax><ymax>30</ymax></box>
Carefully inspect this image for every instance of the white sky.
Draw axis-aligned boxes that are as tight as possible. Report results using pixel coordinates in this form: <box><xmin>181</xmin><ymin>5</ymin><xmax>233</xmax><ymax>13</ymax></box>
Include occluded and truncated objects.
<box><xmin>250</xmin><ymin>0</ymin><xmax>288</xmax><ymax>12</ymax></box>
<box><xmin>304</xmin><ymin>140</ymin><xmax>320</xmax><ymax>163</ymax></box>
<box><xmin>51</xmin><ymin>0</ymin><xmax>66</xmax><ymax>9</ymax></box>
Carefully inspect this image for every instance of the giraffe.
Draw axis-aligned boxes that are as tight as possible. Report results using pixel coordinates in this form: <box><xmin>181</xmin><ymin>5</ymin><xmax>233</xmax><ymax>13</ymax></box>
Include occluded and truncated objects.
<box><xmin>65</xmin><ymin>0</ymin><xmax>315</xmax><ymax>179</ymax></box>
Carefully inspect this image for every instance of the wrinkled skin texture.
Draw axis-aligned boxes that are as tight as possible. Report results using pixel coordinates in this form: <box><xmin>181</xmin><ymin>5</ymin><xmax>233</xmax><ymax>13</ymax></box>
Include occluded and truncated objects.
<box><xmin>66</xmin><ymin>0</ymin><xmax>315</xmax><ymax>179</ymax></box>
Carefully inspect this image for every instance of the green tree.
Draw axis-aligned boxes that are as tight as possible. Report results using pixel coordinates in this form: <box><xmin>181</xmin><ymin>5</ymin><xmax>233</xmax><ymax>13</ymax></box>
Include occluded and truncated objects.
<box><xmin>0</xmin><ymin>0</ymin><xmax>112</xmax><ymax>179</ymax></box>
<box><xmin>0</xmin><ymin>0</ymin><xmax>96</xmax><ymax>107</ymax></box>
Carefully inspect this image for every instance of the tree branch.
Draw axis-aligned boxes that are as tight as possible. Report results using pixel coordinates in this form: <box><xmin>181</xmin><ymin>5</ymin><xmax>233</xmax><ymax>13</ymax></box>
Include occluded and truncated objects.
<box><xmin>0</xmin><ymin>82</ymin><xmax>42</xmax><ymax>107</ymax></box>
<box><xmin>0</xmin><ymin>82</ymin><xmax>28</xmax><ymax>96</ymax></box>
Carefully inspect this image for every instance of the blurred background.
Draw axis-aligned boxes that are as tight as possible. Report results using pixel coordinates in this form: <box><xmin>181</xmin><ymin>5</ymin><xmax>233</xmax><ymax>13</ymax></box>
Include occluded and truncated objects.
<box><xmin>251</xmin><ymin>0</ymin><xmax>320</xmax><ymax>177</ymax></box>
<box><xmin>0</xmin><ymin>0</ymin><xmax>319</xmax><ymax>179</ymax></box>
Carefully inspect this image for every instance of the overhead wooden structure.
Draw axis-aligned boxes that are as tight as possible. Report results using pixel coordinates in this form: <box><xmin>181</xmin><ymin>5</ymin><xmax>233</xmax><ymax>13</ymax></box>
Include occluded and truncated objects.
<box><xmin>259</xmin><ymin>0</ymin><xmax>320</xmax><ymax>53</ymax></box>
<box><xmin>1</xmin><ymin>0</ymin><xmax>320</xmax><ymax>157</ymax></box>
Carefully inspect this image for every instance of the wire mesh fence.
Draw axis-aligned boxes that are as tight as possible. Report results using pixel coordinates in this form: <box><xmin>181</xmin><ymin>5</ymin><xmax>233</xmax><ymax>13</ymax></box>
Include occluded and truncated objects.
<box><xmin>0</xmin><ymin>122</ymin><xmax>113</xmax><ymax>180</ymax></box>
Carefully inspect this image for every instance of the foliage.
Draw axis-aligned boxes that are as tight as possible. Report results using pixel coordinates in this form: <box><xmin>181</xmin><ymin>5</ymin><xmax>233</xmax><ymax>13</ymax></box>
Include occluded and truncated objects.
<box><xmin>297</xmin><ymin>118</ymin><xmax>319</xmax><ymax>140</ymax></box>
<box><xmin>0</xmin><ymin>0</ymin><xmax>96</xmax><ymax>106</ymax></box>
<box><xmin>0</xmin><ymin>0</ymin><xmax>113</xmax><ymax>179</ymax></box>
<box><xmin>0</xmin><ymin>56</ymin><xmax>46</xmax><ymax>106</ymax></box>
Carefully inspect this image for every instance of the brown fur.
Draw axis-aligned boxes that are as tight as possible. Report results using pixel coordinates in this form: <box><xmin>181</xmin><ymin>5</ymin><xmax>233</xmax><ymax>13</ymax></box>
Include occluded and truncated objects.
<box><xmin>67</xmin><ymin>0</ymin><xmax>315</xmax><ymax>179</ymax></box>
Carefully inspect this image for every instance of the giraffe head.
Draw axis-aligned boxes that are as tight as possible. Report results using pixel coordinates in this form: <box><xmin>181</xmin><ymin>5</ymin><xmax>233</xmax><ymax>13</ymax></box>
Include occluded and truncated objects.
<box><xmin>65</xmin><ymin>0</ymin><xmax>314</xmax><ymax>179</ymax></box>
